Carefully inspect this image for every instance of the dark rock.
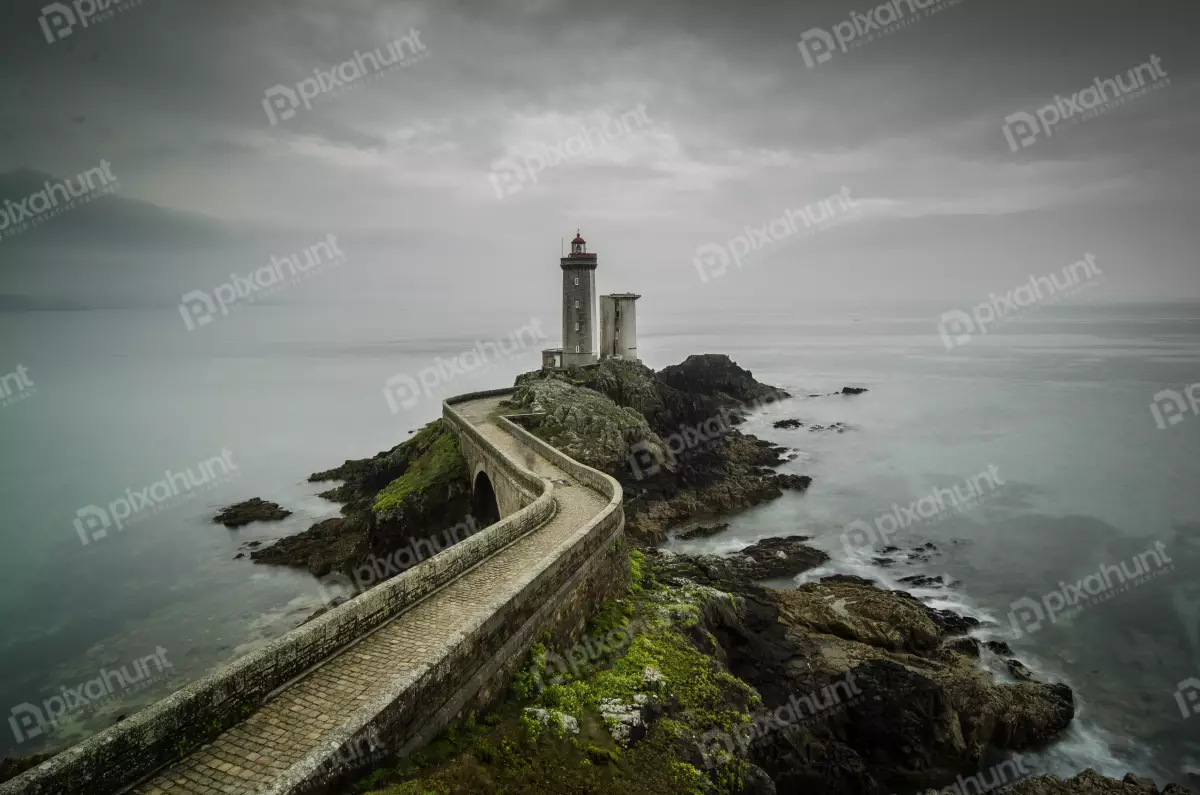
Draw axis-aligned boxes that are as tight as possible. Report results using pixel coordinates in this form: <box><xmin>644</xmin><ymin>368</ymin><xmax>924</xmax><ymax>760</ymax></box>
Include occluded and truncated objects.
<box><xmin>839</xmin><ymin>659</ymin><xmax>968</xmax><ymax>788</ymax></box>
<box><xmin>871</xmin><ymin>557</ymin><xmax>895</xmax><ymax>567</ymax></box>
<box><xmin>986</xmin><ymin>640</ymin><xmax>1015</xmax><ymax>656</ymax></box>
<box><xmin>259</xmin><ymin>419</ymin><xmax>473</xmax><ymax>578</ymax></box>
<box><xmin>897</xmin><ymin>574</ymin><xmax>946</xmax><ymax>588</ymax></box>
<box><xmin>644</xmin><ymin>560</ymin><xmax>1082</xmax><ymax>795</ymax></box>
<box><xmin>773</xmin><ymin>419</ymin><xmax>804</xmax><ymax>429</ymax></box>
<box><xmin>925</xmin><ymin>607</ymin><xmax>981</xmax><ymax>637</ymax></box>
<box><xmin>308</xmin><ymin>418</ymin><xmax>467</xmax><ymax>515</ymax></box>
<box><xmin>732</xmin><ymin>537</ymin><xmax>830</xmax><ymax>580</ymax></box>
<box><xmin>907</xmin><ymin>544</ymin><xmax>943</xmax><ymax>563</ymax></box>
<box><xmin>655</xmin><ymin>537</ymin><xmax>829</xmax><ymax>585</ymax></box>
<box><xmin>841</xmin><ymin>387</ymin><xmax>869</xmax><ymax>395</ymax></box>
<box><xmin>252</xmin><ymin>515</ymin><xmax>370</xmax><ymax>576</ymax></box>
<box><xmin>675</xmin><ymin>523</ymin><xmax>730</xmax><ymax>541</ymax></box>
<box><xmin>775</xmin><ymin>581</ymin><xmax>942</xmax><ymax>654</ymax></box>
<box><xmin>234</xmin><ymin>553</ymin><xmax>245</xmax><ymax>559</ymax></box>
<box><xmin>775</xmin><ymin>474</ymin><xmax>813</xmax><ymax>491</ymax></box>
<box><xmin>880</xmin><ymin>546</ymin><xmax>900</xmax><ymax>554</ymax></box>
<box><xmin>1007</xmin><ymin>659</ymin><xmax>1034</xmax><ymax>682</ymax></box>
<box><xmin>657</xmin><ymin>354</ymin><xmax>791</xmax><ymax>406</ymax></box>
<box><xmin>1123</xmin><ymin>774</ymin><xmax>1162</xmax><ymax>794</ymax></box>
<box><xmin>751</xmin><ymin>725</ymin><xmax>889</xmax><ymax>795</ymax></box>
<box><xmin>213</xmin><ymin>498</ymin><xmax>291</xmax><ymax>528</ymax></box>
<box><xmin>821</xmin><ymin>574</ymin><xmax>877</xmax><ymax>587</ymax></box>
<box><xmin>1010</xmin><ymin>769</ymin><xmax>1193</xmax><ymax>794</ymax></box>
<box><xmin>737</xmin><ymin>762</ymin><xmax>780</xmax><ymax>795</ymax></box>
<box><xmin>808</xmin><ymin>423</ymin><xmax>849</xmax><ymax>433</ymax></box>
<box><xmin>946</xmin><ymin>637</ymin><xmax>981</xmax><ymax>658</ymax></box>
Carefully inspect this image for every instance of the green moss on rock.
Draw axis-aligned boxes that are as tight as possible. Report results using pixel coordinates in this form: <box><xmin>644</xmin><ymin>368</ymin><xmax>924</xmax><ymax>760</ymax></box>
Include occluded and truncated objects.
<box><xmin>345</xmin><ymin>564</ymin><xmax>759</xmax><ymax>794</ymax></box>
<box><xmin>372</xmin><ymin>424</ymin><xmax>469</xmax><ymax>515</ymax></box>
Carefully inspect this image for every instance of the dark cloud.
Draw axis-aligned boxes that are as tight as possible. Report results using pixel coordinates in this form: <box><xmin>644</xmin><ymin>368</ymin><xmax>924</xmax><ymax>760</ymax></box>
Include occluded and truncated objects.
<box><xmin>0</xmin><ymin>0</ymin><xmax>1196</xmax><ymax>308</ymax></box>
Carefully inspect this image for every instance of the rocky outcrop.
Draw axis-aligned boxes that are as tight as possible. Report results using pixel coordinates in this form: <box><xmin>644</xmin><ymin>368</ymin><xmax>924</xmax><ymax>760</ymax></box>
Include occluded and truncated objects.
<box><xmin>251</xmin><ymin>419</ymin><xmax>472</xmax><ymax>577</ymax></box>
<box><xmin>1010</xmin><ymin>770</ymin><xmax>1192</xmax><ymax>795</ymax></box>
<box><xmin>509</xmin><ymin>375</ymin><xmax>670</xmax><ymax>477</ymax></box>
<box><xmin>621</xmin><ymin>432</ymin><xmax>807</xmax><ymax>544</ymax></box>
<box><xmin>512</xmin><ymin>356</ymin><xmax>813</xmax><ymax>545</ymax></box>
<box><xmin>674</xmin><ymin>523</ymin><xmax>730</xmax><ymax>540</ymax></box>
<box><xmin>772</xmin><ymin>419</ymin><xmax>850</xmax><ymax>433</ymax></box>
<box><xmin>759</xmin><ymin>582</ymin><xmax>1075</xmax><ymax>789</ymax></box>
<box><xmin>808</xmin><ymin>423</ymin><xmax>849</xmax><ymax>433</ymax></box>
<box><xmin>655</xmin><ymin>537</ymin><xmax>829</xmax><ymax>584</ymax></box>
<box><xmin>633</xmin><ymin>553</ymin><xmax>1081</xmax><ymax>793</ymax></box>
<box><xmin>656</xmin><ymin>354</ymin><xmax>790</xmax><ymax>406</ymax></box>
<box><xmin>250</xmin><ymin>514</ymin><xmax>369</xmax><ymax>576</ymax></box>
<box><xmin>213</xmin><ymin>498</ymin><xmax>291</xmax><ymax>528</ymax></box>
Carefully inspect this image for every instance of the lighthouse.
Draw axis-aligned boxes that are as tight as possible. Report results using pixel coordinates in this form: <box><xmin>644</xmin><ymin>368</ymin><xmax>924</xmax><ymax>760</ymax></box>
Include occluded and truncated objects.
<box><xmin>541</xmin><ymin>231</ymin><xmax>641</xmax><ymax>370</ymax></box>
<box><xmin>559</xmin><ymin>230</ymin><xmax>598</xmax><ymax>368</ymax></box>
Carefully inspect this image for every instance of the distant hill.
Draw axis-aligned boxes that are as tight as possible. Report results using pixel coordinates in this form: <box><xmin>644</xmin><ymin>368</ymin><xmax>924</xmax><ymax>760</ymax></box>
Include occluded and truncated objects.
<box><xmin>0</xmin><ymin>168</ymin><xmax>234</xmax><ymax>247</ymax></box>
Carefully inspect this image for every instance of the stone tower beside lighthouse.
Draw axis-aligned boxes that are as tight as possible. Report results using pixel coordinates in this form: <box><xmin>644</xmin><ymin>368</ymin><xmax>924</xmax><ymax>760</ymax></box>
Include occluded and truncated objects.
<box><xmin>559</xmin><ymin>230</ymin><xmax>598</xmax><ymax>368</ymax></box>
<box><xmin>600</xmin><ymin>293</ymin><xmax>640</xmax><ymax>362</ymax></box>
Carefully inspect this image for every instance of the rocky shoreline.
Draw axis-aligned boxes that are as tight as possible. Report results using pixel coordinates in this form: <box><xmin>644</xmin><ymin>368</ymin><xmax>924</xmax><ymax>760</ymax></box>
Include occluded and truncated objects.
<box><xmin>245</xmin><ymin>418</ymin><xmax>473</xmax><ymax>577</ymax></box>
<box><xmin>213</xmin><ymin>498</ymin><xmax>291</xmax><ymax>528</ymax></box>
<box><xmin>342</xmin><ymin>536</ymin><xmax>1188</xmax><ymax>794</ymax></box>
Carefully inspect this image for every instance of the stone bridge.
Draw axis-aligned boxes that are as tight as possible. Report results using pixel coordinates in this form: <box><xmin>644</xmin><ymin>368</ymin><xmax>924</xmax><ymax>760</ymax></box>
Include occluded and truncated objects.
<box><xmin>3</xmin><ymin>389</ymin><xmax>627</xmax><ymax>795</ymax></box>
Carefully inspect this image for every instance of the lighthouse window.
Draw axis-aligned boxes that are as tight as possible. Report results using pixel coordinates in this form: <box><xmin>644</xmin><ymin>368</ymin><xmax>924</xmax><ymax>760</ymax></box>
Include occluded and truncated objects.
<box><xmin>575</xmin><ymin>300</ymin><xmax>580</xmax><ymax>309</ymax></box>
<box><xmin>574</xmin><ymin>277</ymin><xmax>579</xmax><ymax>286</ymax></box>
<box><xmin>575</xmin><ymin>345</ymin><xmax>580</xmax><ymax>353</ymax></box>
<box><xmin>575</xmin><ymin>323</ymin><xmax>580</xmax><ymax>331</ymax></box>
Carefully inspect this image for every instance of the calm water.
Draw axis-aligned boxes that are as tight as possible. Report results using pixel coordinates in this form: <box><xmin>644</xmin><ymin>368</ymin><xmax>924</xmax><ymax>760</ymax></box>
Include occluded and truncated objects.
<box><xmin>1</xmin><ymin>300</ymin><xmax>1198</xmax><ymax>787</ymax></box>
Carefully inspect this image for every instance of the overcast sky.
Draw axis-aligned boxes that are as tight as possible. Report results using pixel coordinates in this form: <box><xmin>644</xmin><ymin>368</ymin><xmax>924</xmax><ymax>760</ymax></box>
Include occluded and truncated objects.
<box><xmin>0</xmin><ymin>0</ymin><xmax>1197</xmax><ymax>315</ymax></box>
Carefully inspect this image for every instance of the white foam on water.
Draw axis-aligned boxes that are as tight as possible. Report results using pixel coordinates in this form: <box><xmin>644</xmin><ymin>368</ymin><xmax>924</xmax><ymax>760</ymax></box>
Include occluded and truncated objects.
<box><xmin>662</xmin><ymin>532</ymin><xmax>761</xmax><ymax>558</ymax></box>
<box><xmin>1022</xmin><ymin>698</ymin><xmax>1166</xmax><ymax>784</ymax></box>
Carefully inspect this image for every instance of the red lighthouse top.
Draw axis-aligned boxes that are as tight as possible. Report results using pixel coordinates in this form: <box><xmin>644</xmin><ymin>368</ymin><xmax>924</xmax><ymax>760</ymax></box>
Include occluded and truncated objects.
<box><xmin>561</xmin><ymin>229</ymin><xmax>597</xmax><ymax>268</ymax></box>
